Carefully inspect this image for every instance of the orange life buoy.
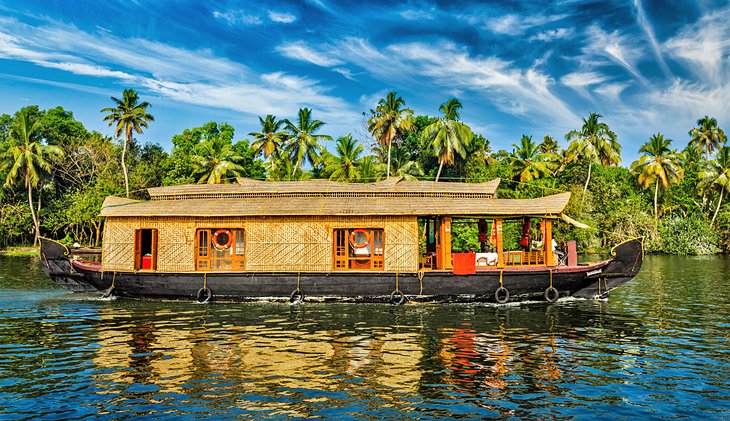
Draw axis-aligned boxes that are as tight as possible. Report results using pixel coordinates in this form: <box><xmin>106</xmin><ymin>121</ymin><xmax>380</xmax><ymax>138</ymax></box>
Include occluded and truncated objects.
<box><xmin>212</xmin><ymin>229</ymin><xmax>233</xmax><ymax>251</ymax></box>
<box><xmin>349</xmin><ymin>229</ymin><xmax>370</xmax><ymax>249</ymax></box>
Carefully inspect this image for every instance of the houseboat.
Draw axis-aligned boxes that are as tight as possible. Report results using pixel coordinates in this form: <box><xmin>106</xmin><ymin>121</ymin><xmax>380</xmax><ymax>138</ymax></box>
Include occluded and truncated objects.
<box><xmin>40</xmin><ymin>177</ymin><xmax>643</xmax><ymax>304</ymax></box>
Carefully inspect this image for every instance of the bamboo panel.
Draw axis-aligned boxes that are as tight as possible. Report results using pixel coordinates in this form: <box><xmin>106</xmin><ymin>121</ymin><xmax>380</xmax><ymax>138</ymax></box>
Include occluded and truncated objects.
<box><xmin>102</xmin><ymin>215</ymin><xmax>419</xmax><ymax>273</ymax></box>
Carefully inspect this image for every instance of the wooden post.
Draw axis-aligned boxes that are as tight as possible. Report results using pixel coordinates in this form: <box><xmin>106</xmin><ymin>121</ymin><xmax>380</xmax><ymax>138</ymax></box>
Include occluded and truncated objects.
<box><xmin>441</xmin><ymin>216</ymin><xmax>452</xmax><ymax>270</ymax></box>
<box><xmin>496</xmin><ymin>219</ymin><xmax>504</xmax><ymax>268</ymax></box>
<box><xmin>544</xmin><ymin>219</ymin><xmax>555</xmax><ymax>266</ymax></box>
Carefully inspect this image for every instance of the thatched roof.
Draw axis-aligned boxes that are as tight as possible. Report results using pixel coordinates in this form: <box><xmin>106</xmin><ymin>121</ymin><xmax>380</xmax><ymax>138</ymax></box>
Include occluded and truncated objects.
<box><xmin>101</xmin><ymin>189</ymin><xmax>572</xmax><ymax>219</ymax></box>
<box><xmin>147</xmin><ymin>177</ymin><xmax>501</xmax><ymax>200</ymax></box>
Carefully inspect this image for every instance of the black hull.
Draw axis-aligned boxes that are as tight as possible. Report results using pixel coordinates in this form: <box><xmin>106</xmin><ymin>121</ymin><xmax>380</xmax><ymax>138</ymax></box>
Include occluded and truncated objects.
<box><xmin>40</xmin><ymin>238</ymin><xmax>643</xmax><ymax>304</ymax></box>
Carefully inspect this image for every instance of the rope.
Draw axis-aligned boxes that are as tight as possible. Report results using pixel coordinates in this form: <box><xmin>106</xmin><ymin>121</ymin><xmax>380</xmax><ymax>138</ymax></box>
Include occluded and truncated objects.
<box><xmin>499</xmin><ymin>270</ymin><xmax>503</xmax><ymax>288</ymax></box>
<box><xmin>549</xmin><ymin>269</ymin><xmax>553</xmax><ymax>288</ymax></box>
<box><xmin>203</xmin><ymin>272</ymin><xmax>207</xmax><ymax>289</ymax></box>
<box><xmin>297</xmin><ymin>272</ymin><xmax>301</xmax><ymax>291</ymax></box>
<box><xmin>417</xmin><ymin>268</ymin><xmax>425</xmax><ymax>295</ymax></box>
<box><xmin>395</xmin><ymin>272</ymin><xmax>400</xmax><ymax>293</ymax></box>
<box><xmin>111</xmin><ymin>272</ymin><xmax>116</xmax><ymax>288</ymax></box>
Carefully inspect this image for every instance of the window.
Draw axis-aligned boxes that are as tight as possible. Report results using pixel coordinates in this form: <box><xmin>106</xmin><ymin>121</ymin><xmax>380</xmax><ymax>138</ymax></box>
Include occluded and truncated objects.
<box><xmin>196</xmin><ymin>228</ymin><xmax>246</xmax><ymax>271</ymax></box>
<box><xmin>333</xmin><ymin>228</ymin><xmax>384</xmax><ymax>270</ymax></box>
<box><xmin>134</xmin><ymin>229</ymin><xmax>158</xmax><ymax>270</ymax></box>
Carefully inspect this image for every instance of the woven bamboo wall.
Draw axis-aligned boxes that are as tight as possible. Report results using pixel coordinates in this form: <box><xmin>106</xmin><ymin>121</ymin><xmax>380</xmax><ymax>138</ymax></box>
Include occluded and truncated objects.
<box><xmin>102</xmin><ymin>216</ymin><xmax>418</xmax><ymax>273</ymax></box>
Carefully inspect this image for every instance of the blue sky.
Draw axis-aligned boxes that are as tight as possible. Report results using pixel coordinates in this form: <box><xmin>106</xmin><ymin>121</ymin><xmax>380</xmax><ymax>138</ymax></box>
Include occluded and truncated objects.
<box><xmin>0</xmin><ymin>0</ymin><xmax>728</xmax><ymax>164</ymax></box>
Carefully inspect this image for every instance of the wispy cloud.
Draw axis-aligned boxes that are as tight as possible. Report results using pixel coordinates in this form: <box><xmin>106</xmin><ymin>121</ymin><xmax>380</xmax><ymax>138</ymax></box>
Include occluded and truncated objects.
<box><xmin>531</xmin><ymin>27</ymin><xmax>574</xmax><ymax>42</ymax></box>
<box><xmin>485</xmin><ymin>13</ymin><xmax>569</xmax><ymax>36</ymax></box>
<box><xmin>561</xmin><ymin>71</ymin><xmax>610</xmax><ymax>98</ymax></box>
<box><xmin>400</xmin><ymin>9</ymin><xmax>434</xmax><ymax>20</ymax></box>
<box><xmin>0</xmin><ymin>17</ymin><xmax>356</xmax><ymax>125</ymax></box>
<box><xmin>276</xmin><ymin>41</ymin><xmax>343</xmax><ymax>66</ymax></box>
<box><xmin>212</xmin><ymin>10</ymin><xmax>262</xmax><ymax>26</ymax></box>
<box><xmin>268</xmin><ymin>11</ymin><xmax>296</xmax><ymax>24</ymax></box>
<box><xmin>582</xmin><ymin>24</ymin><xmax>648</xmax><ymax>85</ymax></box>
<box><xmin>664</xmin><ymin>7</ymin><xmax>730</xmax><ymax>88</ymax></box>
<box><xmin>633</xmin><ymin>0</ymin><xmax>671</xmax><ymax>77</ymax></box>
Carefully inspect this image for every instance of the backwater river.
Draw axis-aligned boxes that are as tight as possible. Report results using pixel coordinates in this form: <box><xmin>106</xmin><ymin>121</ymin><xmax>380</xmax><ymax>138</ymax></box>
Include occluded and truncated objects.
<box><xmin>0</xmin><ymin>254</ymin><xmax>728</xmax><ymax>419</ymax></box>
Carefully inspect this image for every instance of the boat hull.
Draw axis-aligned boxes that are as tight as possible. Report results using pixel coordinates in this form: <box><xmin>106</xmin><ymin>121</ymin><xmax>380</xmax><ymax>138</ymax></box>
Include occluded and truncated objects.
<box><xmin>40</xmin><ymin>237</ymin><xmax>643</xmax><ymax>304</ymax></box>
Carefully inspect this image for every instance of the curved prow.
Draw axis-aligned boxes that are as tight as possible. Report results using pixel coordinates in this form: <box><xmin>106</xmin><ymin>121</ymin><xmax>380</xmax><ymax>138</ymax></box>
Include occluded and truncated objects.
<box><xmin>573</xmin><ymin>237</ymin><xmax>643</xmax><ymax>299</ymax></box>
<box><xmin>39</xmin><ymin>237</ymin><xmax>97</xmax><ymax>292</ymax></box>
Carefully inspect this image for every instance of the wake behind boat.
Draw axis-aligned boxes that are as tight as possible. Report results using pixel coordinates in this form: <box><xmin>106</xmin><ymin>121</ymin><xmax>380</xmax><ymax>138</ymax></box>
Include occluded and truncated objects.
<box><xmin>40</xmin><ymin>177</ymin><xmax>643</xmax><ymax>304</ymax></box>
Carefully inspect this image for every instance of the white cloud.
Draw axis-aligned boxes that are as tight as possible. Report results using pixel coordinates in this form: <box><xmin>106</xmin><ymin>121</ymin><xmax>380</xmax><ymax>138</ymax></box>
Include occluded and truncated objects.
<box><xmin>333</xmin><ymin>38</ymin><xmax>578</xmax><ymax>124</ymax></box>
<box><xmin>561</xmin><ymin>71</ymin><xmax>609</xmax><ymax>89</ymax></box>
<box><xmin>664</xmin><ymin>7</ymin><xmax>730</xmax><ymax>88</ymax></box>
<box><xmin>485</xmin><ymin>13</ymin><xmax>569</xmax><ymax>36</ymax></box>
<box><xmin>276</xmin><ymin>41</ymin><xmax>343</xmax><ymax>66</ymax></box>
<box><xmin>332</xmin><ymin>67</ymin><xmax>356</xmax><ymax>80</ymax></box>
<box><xmin>582</xmin><ymin>24</ymin><xmax>648</xmax><ymax>84</ymax></box>
<box><xmin>400</xmin><ymin>9</ymin><xmax>434</xmax><ymax>20</ymax></box>
<box><xmin>0</xmin><ymin>17</ymin><xmax>357</xmax><ymax>127</ymax></box>
<box><xmin>633</xmin><ymin>0</ymin><xmax>671</xmax><ymax>77</ymax></box>
<box><xmin>531</xmin><ymin>27</ymin><xmax>573</xmax><ymax>42</ymax></box>
<box><xmin>594</xmin><ymin>82</ymin><xmax>631</xmax><ymax>102</ymax></box>
<box><xmin>212</xmin><ymin>10</ymin><xmax>262</xmax><ymax>25</ymax></box>
<box><xmin>268</xmin><ymin>11</ymin><xmax>296</xmax><ymax>24</ymax></box>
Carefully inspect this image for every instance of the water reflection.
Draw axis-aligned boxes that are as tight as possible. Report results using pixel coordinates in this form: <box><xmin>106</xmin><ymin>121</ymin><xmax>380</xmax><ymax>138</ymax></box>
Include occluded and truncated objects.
<box><xmin>1</xmin><ymin>255</ymin><xmax>729</xmax><ymax>419</ymax></box>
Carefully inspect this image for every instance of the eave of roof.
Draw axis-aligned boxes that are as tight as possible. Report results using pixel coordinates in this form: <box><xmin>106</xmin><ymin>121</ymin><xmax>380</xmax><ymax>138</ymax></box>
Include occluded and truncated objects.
<box><xmin>100</xmin><ymin>192</ymin><xmax>572</xmax><ymax>218</ymax></box>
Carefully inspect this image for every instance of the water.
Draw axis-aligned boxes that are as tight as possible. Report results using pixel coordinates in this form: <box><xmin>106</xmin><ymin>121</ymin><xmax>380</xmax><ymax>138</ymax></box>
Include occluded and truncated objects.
<box><xmin>0</xmin><ymin>255</ymin><xmax>728</xmax><ymax>419</ymax></box>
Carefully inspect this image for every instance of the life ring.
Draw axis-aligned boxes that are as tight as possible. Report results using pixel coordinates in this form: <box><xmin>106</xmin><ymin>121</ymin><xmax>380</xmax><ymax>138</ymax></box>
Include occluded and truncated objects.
<box><xmin>196</xmin><ymin>287</ymin><xmax>212</xmax><ymax>303</ymax></box>
<box><xmin>390</xmin><ymin>290</ymin><xmax>405</xmax><ymax>305</ymax></box>
<box><xmin>494</xmin><ymin>286</ymin><xmax>510</xmax><ymax>304</ymax></box>
<box><xmin>212</xmin><ymin>229</ymin><xmax>233</xmax><ymax>251</ymax></box>
<box><xmin>349</xmin><ymin>229</ymin><xmax>370</xmax><ymax>249</ymax></box>
<box><xmin>290</xmin><ymin>289</ymin><xmax>304</xmax><ymax>304</ymax></box>
<box><xmin>544</xmin><ymin>287</ymin><xmax>559</xmax><ymax>303</ymax></box>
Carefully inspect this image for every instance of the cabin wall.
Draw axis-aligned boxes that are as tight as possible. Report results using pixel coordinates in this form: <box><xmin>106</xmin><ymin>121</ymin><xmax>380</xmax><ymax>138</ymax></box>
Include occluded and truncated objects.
<box><xmin>102</xmin><ymin>216</ymin><xmax>419</xmax><ymax>273</ymax></box>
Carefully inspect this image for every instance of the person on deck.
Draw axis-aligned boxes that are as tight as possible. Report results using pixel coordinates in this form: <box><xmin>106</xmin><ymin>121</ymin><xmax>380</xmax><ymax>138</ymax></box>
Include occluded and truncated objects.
<box><xmin>552</xmin><ymin>239</ymin><xmax>565</xmax><ymax>265</ymax></box>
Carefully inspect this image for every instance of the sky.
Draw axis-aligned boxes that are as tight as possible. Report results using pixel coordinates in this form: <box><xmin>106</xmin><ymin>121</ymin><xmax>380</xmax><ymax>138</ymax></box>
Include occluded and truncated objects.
<box><xmin>0</xmin><ymin>0</ymin><xmax>729</xmax><ymax>165</ymax></box>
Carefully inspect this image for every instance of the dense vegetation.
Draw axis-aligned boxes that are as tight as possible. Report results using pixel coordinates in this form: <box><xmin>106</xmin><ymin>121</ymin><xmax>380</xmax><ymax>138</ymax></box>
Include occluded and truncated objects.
<box><xmin>1</xmin><ymin>90</ymin><xmax>728</xmax><ymax>254</ymax></box>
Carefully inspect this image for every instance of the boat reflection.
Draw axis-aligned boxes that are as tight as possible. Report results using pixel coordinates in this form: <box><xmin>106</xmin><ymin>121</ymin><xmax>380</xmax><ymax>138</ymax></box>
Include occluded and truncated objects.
<box><xmin>89</xmin><ymin>300</ymin><xmax>639</xmax><ymax>416</ymax></box>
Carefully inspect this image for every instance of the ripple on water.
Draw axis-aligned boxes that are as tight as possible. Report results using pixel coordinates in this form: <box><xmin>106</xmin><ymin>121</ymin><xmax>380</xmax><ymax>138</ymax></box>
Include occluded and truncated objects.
<box><xmin>0</xmin><ymin>255</ymin><xmax>729</xmax><ymax>418</ymax></box>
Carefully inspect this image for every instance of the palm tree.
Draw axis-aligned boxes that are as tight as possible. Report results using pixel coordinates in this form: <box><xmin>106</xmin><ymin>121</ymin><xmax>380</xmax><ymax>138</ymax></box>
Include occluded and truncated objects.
<box><xmin>101</xmin><ymin>89</ymin><xmax>154</xmax><ymax>197</ymax></box>
<box><xmin>284</xmin><ymin>108</ymin><xmax>332</xmax><ymax>176</ymax></box>
<box><xmin>630</xmin><ymin>133</ymin><xmax>684</xmax><ymax>220</ymax></box>
<box><xmin>689</xmin><ymin>116</ymin><xmax>726</xmax><ymax>161</ymax></box>
<box><xmin>420</xmin><ymin>98</ymin><xmax>473</xmax><ymax>181</ymax></box>
<box><xmin>249</xmin><ymin>115</ymin><xmax>289</xmax><ymax>172</ymax></box>
<box><xmin>3</xmin><ymin>108</ymin><xmax>63</xmax><ymax>244</ymax></box>
<box><xmin>565</xmin><ymin>112</ymin><xmax>620</xmax><ymax>197</ymax></box>
<box><xmin>700</xmin><ymin>146</ymin><xmax>730</xmax><ymax>226</ymax></box>
<box><xmin>367</xmin><ymin>92</ymin><xmax>415</xmax><ymax>178</ymax></box>
<box><xmin>539</xmin><ymin>135</ymin><xmax>559</xmax><ymax>155</ymax></box>
<box><xmin>356</xmin><ymin>156</ymin><xmax>386</xmax><ymax>183</ymax></box>
<box><xmin>191</xmin><ymin>137</ymin><xmax>245</xmax><ymax>184</ymax></box>
<box><xmin>389</xmin><ymin>144</ymin><xmax>424</xmax><ymax>181</ymax></box>
<box><xmin>326</xmin><ymin>134</ymin><xmax>363</xmax><ymax>182</ymax></box>
<box><xmin>509</xmin><ymin>135</ymin><xmax>554</xmax><ymax>182</ymax></box>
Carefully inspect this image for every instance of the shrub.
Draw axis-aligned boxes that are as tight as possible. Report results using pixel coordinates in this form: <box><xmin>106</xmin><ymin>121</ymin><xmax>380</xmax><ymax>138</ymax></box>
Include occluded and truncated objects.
<box><xmin>659</xmin><ymin>215</ymin><xmax>719</xmax><ymax>255</ymax></box>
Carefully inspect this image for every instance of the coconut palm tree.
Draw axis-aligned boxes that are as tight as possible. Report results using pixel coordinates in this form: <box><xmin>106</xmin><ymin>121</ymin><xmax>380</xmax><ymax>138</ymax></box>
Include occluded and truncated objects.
<box><xmin>191</xmin><ymin>137</ymin><xmax>245</xmax><ymax>184</ymax></box>
<box><xmin>630</xmin><ymin>133</ymin><xmax>684</xmax><ymax>220</ymax></box>
<box><xmin>3</xmin><ymin>108</ymin><xmax>63</xmax><ymax>244</ymax></box>
<box><xmin>565</xmin><ymin>112</ymin><xmax>620</xmax><ymax>197</ymax></box>
<box><xmin>326</xmin><ymin>134</ymin><xmax>363</xmax><ymax>182</ymax></box>
<box><xmin>249</xmin><ymin>114</ymin><xmax>289</xmax><ymax>165</ymax></box>
<box><xmin>101</xmin><ymin>89</ymin><xmax>154</xmax><ymax>197</ymax></box>
<box><xmin>420</xmin><ymin>98</ymin><xmax>473</xmax><ymax>181</ymax></box>
<box><xmin>367</xmin><ymin>92</ymin><xmax>415</xmax><ymax>178</ymax></box>
<box><xmin>539</xmin><ymin>135</ymin><xmax>559</xmax><ymax>155</ymax></box>
<box><xmin>389</xmin><ymin>144</ymin><xmax>424</xmax><ymax>181</ymax></box>
<box><xmin>700</xmin><ymin>146</ymin><xmax>730</xmax><ymax>226</ymax></box>
<box><xmin>509</xmin><ymin>135</ymin><xmax>554</xmax><ymax>182</ymax></box>
<box><xmin>284</xmin><ymin>108</ymin><xmax>332</xmax><ymax>176</ymax></box>
<box><xmin>689</xmin><ymin>116</ymin><xmax>726</xmax><ymax>161</ymax></box>
<box><xmin>356</xmin><ymin>156</ymin><xmax>386</xmax><ymax>183</ymax></box>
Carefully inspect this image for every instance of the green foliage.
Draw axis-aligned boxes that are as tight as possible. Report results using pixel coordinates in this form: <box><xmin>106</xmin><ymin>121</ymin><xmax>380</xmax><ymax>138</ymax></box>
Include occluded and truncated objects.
<box><xmin>660</xmin><ymin>215</ymin><xmax>719</xmax><ymax>255</ymax></box>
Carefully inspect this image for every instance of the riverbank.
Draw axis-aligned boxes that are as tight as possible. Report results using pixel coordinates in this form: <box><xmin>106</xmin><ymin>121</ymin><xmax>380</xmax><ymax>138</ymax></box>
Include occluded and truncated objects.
<box><xmin>0</xmin><ymin>246</ymin><xmax>39</xmax><ymax>256</ymax></box>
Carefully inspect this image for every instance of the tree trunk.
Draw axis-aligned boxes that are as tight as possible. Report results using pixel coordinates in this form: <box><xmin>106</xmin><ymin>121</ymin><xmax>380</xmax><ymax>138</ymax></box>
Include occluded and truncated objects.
<box><xmin>435</xmin><ymin>159</ymin><xmax>444</xmax><ymax>182</ymax></box>
<box><xmin>27</xmin><ymin>183</ymin><xmax>40</xmax><ymax>246</ymax></box>
<box><xmin>654</xmin><ymin>178</ymin><xmax>659</xmax><ymax>220</ymax></box>
<box><xmin>711</xmin><ymin>185</ymin><xmax>725</xmax><ymax>227</ymax></box>
<box><xmin>582</xmin><ymin>160</ymin><xmax>593</xmax><ymax>201</ymax></box>
<box><xmin>122</xmin><ymin>133</ymin><xmax>130</xmax><ymax>198</ymax></box>
<box><xmin>386</xmin><ymin>140</ymin><xmax>392</xmax><ymax>179</ymax></box>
